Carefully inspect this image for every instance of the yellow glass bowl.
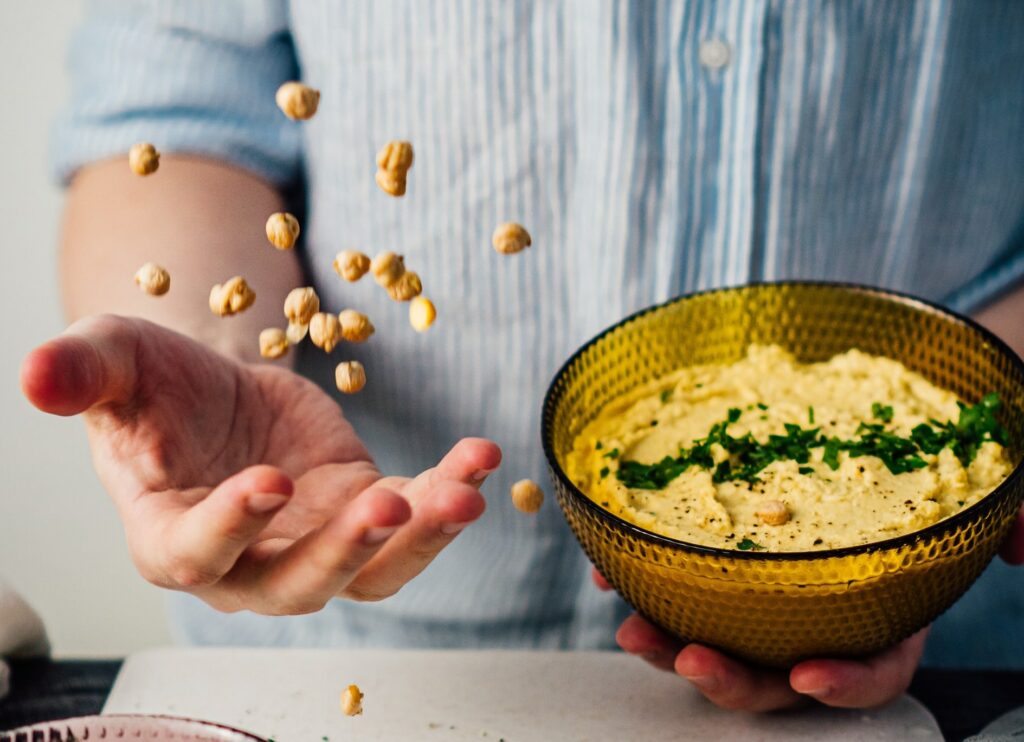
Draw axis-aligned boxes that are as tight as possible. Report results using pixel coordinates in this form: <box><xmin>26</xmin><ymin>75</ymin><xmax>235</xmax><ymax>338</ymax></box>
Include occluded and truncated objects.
<box><xmin>542</xmin><ymin>282</ymin><xmax>1024</xmax><ymax>668</ymax></box>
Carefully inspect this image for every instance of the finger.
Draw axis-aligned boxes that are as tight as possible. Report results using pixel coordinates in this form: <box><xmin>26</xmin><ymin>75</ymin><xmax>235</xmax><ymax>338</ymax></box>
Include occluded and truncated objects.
<box><xmin>403</xmin><ymin>438</ymin><xmax>502</xmax><ymax>498</ymax></box>
<box><xmin>342</xmin><ymin>480</ymin><xmax>486</xmax><ymax>601</ymax></box>
<box><xmin>999</xmin><ymin>504</ymin><xmax>1024</xmax><ymax>565</ymax></box>
<box><xmin>21</xmin><ymin>315</ymin><xmax>139</xmax><ymax>416</ymax></box>
<box><xmin>591</xmin><ymin>567</ymin><xmax>613</xmax><ymax>591</ymax></box>
<box><xmin>236</xmin><ymin>485</ymin><xmax>413</xmax><ymax>614</ymax></box>
<box><xmin>616</xmin><ymin>613</ymin><xmax>683</xmax><ymax>672</ymax></box>
<box><xmin>674</xmin><ymin>644</ymin><xmax>805</xmax><ymax>712</ymax></box>
<box><xmin>789</xmin><ymin>627</ymin><xmax>929</xmax><ymax>708</ymax></box>
<box><xmin>150</xmin><ymin>466</ymin><xmax>294</xmax><ymax>588</ymax></box>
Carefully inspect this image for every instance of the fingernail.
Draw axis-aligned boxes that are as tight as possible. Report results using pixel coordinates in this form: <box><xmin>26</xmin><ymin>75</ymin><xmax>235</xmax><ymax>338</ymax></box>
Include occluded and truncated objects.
<box><xmin>441</xmin><ymin>521</ymin><xmax>470</xmax><ymax>535</ymax></box>
<box><xmin>246</xmin><ymin>492</ymin><xmax>290</xmax><ymax>514</ymax></box>
<box><xmin>683</xmin><ymin>674</ymin><xmax>720</xmax><ymax>692</ymax></box>
<box><xmin>795</xmin><ymin>685</ymin><xmax>831</xmax><ymax>699</ymax></box>
<box><xmin>363</xmin><ymin>526</ymin><xmax>400</xmax><ymax>545</ymax></box>
<box><xmin>470</xmin><ymin>468</ymin><xmax>496</xmax><ymax>483</ymax></box>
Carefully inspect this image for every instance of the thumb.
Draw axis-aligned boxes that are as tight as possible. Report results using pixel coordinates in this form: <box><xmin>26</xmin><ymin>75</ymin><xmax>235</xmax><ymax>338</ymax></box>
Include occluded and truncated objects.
<box><xmin>21</xmin><ymin>314</ymin><xmax>140</xmax><ymax>416</ymax></box>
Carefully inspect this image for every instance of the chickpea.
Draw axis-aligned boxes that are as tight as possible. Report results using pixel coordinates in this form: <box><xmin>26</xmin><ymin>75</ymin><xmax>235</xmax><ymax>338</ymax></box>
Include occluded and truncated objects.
<box><xmin>335</xmin><ymin>361</ymin><xmax>367</xmax><ymax>394</ymax></box>
<box><xmin>370</xmin><ymin>251</ymin><xmax>405</xmax><ymax>288</ymax></box>
<box><xmin>375</xmin><ymin>140</ymin><xmax>414</xmax><ymax>197</ymax></box>
<box><xmin>333</xmin><ymin>250</ymin><xmax>371</xmax><ymax>282</ymax></box>
<box><xmin>385</xmin><ymin>271</ymin><xmax>422</xmax><ymax>302</ymax></box>
<box><xmin>376</xmin><ymin>140</ymin><xmax>414</xmax><ymax>172</ymax></box>
<box><xmin>284</xmin><ymin>287</ymin><xmax>320</xmax><ymax>325</ymax></box>
<box><xmin>375</xmin><ymin>169</ymin><xmax>407</xmax><ymax>197</ymax></box>
<box><xmin>285</xmin><ymin>321</ymin><xmax>309</xmax><ymax>344</ymax></box>
<box><xmin>209</xmin><ymin>276</ymin><xmax>256</xmax><ymax>316</ymax></box>
<box><xmin>510</xmin><ymin>479</ymin><xmax>544</xmax><ymax>514</ymax></box>
<box><xmin>275</xmin><ymin>81</ymin><xmax>320</xmax><ymax>120</ymax></box>
<box><xmin>492</xmin><ymin>222</ymin><xmax>532</xmax><ymax>255</ymax></box>
<box><xmin>128</xmin><ymin>142</ymin><xmax>160</xmax><ymax>176</ymax></box>
<box><xmin>259</xmin><ymin>328</ymin><xmax>289</xmax><ymax>360</ymax></box>
<box><xmin>266</xmin><ymin>212</ymin><xmax>300</xmax><ymax>250</ymax></box>
<box><xmin>338</xmin><ymin>309</ymin><xmax>375</xmax><ymax>343</ymax></box>
<box><xmin>409</xmin><ymin>296</ymin><xmax>436</xmax><ymax>332</ymax></box>
<box><xmin>309</xmin><ymin>312</ymin><xmax>342</xmax><ymax>353</ymax></box>
<box><xmin>133</xmin><ymin>262</ymin><xmax>170</xmax><ymax>296</ymax></box>
<box><xmin>340</xmin><ymin>684</ymin><xmax>364</xmax><ymax>716</ymax></box>
<box><xmin>755</xmin><ymin>500</ymin><xmax>790</xmax><ymax>526</ymax></box>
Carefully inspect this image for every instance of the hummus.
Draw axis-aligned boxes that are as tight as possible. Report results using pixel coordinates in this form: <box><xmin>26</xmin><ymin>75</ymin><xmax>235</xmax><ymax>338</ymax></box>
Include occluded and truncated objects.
<box><xmin>566</xmin><ymin>345</ymin><xmax>1012</xmax><ymax>552</ymax></box>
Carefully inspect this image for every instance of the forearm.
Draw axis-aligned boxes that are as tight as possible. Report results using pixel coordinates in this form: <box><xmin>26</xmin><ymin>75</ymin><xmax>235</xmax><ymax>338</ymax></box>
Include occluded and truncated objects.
<box><xmin>973</xmin><ymin>282</ymin><xmax>1024</xmax><ymax>359</ymax></box>
<box><xmin>60</xmin><ymin>156</ymin><xmax>302</xmax><ymax>364</ymax></box>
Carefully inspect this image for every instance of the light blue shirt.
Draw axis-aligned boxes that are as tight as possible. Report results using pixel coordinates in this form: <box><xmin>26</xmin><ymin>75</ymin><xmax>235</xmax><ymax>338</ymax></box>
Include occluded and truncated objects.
<box><xmin>54</xmin><ymin>1</ymin><xmax>1024</xmax><ymax>668</ymax></box>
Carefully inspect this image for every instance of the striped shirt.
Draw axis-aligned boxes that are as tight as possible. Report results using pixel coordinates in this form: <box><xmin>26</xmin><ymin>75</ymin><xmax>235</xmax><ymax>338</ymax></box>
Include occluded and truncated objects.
<box><xmin>54</xmin><ymin>1</ymin><xmax>1024</xmax><ymax>668</ymax></box>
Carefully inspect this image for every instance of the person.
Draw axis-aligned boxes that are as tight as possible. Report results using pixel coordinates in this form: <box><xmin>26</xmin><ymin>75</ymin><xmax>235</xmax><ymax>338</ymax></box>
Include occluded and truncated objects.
<box><xmin>20</xmin><ymin>1</ymin><xmax>1024</xmax><ymax>713</ymax></box>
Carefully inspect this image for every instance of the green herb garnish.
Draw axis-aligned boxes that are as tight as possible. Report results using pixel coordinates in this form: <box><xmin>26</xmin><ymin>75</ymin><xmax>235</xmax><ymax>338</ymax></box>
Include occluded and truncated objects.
<box><xmin>757</xmin><ymin>403</ymin><xmax>769</xmax><ymax>411</ymax></box>
<box><xmin>599</xmin><ymin>466</ymin><xmax>610</xmax><ymax>478</ymax></box>
<box><xmin>872</xmin><ymin>402</ymin><xmax>894</xmax><ymax>423</ymax></box>
<box><xmin>798</xmin><ymin>466</ymin><xmax>814</xmax><ymax>475</ymax></box>
<box><xmin>595</xmin><ymin>441</ymin><xmax>603</xmax><ymax>450</ymax></box>
<box><xmin>737</xmin><ymin>538</ymin><xmax>765</xmax><ymax>551</ymax></box>
<box><xmin>615</xmin><ymin>394</ymin><xmax>1007</xmax><ymax>490</ymax></box>
<box><xmin>660</xmin><ymin>390</ymin><xmax>672</xmax><ymax>403</ymax></box>
<box><xmin>808</xmin><ymin>406</ymin><xmax>815</xmax><ymax>424</ymax></box>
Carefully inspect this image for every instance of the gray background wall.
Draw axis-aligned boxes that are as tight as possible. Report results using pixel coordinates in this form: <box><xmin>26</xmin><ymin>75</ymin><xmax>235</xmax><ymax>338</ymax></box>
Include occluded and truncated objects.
<box><xmin>0</xmin><ymin>2</ymin><xmax>173</xmax><ymax>656</ymax></box>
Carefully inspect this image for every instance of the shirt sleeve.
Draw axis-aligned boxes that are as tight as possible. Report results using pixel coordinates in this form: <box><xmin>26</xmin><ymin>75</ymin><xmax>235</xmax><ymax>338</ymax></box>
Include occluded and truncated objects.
<box><xmin>51</xmin><ymin>0</ymin><xmax>303</xmax><ymax>188</ymax></box>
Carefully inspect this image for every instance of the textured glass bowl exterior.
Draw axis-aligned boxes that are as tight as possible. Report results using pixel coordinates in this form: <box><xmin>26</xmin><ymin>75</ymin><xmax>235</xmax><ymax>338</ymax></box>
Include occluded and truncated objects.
<box><xmin>542</xmin><ymin>282</ymin><xmax>1024</xmax><ymax>668</ymax></box>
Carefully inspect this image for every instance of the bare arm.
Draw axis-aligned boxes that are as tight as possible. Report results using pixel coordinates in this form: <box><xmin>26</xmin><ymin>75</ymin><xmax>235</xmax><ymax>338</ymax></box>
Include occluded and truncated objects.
<box><xmin>974</xmin><ymin>282</ymin><xmax>1024</xmax><ymax>358</ymax></box>
<box><xmin>60</xmin><ymin>156</ymin><xmax>303</xmax><ymax>363</ymax></box>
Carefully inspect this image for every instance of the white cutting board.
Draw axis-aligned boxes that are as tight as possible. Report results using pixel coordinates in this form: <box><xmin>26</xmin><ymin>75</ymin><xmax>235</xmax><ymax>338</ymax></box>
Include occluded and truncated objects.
<box><xmin>104</xmin><ymin>648</ymin><xmax>941</xmax><ymax>741</ymax></box>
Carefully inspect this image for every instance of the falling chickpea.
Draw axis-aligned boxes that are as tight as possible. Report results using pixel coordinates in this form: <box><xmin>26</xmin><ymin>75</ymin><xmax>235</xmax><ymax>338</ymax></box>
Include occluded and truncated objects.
<box><xmin>284</xmin><ymin>287</ymin><xmax>320</xmax><ymax>326</ymax></box>
<box><xmin>370</xmin><ymin>251</ymin><xmax>405</xmax><ymax>288</ymax></box>
<box><xmin>333</xmin><ymin>250</ymin><xmax>371</xmax><ymax>282</ymax></box>
<box><xmin>386</xmin><ymin>271</ymin><xmax>422</xmax><ymax>302</ymax></box>
<box><xmin>335</xmin><ymin>361</ymin><xmax>367</xmax><ymax>394</ymax></box>
<box><xmin>492</xmin><ymin>222</ymin><xmax>532</xmax><ymax>255</ymax></box>
<box><xmin>340</xmin><ymin>684</ymin><xmax>364</xmax><ymax>716</ymax></box>
<box><xmin>128</xmin><ymin>142</ymin><xmax>160</xmax><ymax>176</ymax></box>
<box><xmin>266</xmin><ymin>212</ymin><xmax>300</xmax><ymax>250</ymax></box>
<box><xmin>309</xmin><ymin>312</ymin><xmax>342</xmax><ymax>353</ymax></box>
<box><xmin>510</xmin><ymin>479</ymin><xmax>544</xmax><ymax>514</ymax></box>
<box><xmin>338</xmin><ymin>309</ymin><xmax>375</xmax><ymax>343</ymax></box>
<box><xmin>286</xmin><ymin>321</ymin><xmax>309</xmax><ymax>344</ymax></box>
<box><xmin>375</xmin><ymin>140</ymin><xmax>414</xmax><ymax>197</ymax></box>
<box><xmin>755</xmin><ymin>500</ymin><xmax>790</xmax><ymax>526</ymax></box>
<box><xmin>209</xmin><ymin>276</ymin><xmax>256</xmax><ymax>317</ymax></box>
<box><xmin>133</xmin><ymin>262</ymin><xmax>170</xmax><ymax>296</ymax></box>
<box><xmin>259</xmin><ymin>328</ymin><xmax>289</xmax><ymax>360</ymax></box>
<box><xmin>409</xmin><ymin>296</ymin><xmax>436</xmax><ymax>332</ymax></box>
<box><xmin>275</xmin><ymin>81</ymin><xmax>320</xmax><ymax>120</ymax></box>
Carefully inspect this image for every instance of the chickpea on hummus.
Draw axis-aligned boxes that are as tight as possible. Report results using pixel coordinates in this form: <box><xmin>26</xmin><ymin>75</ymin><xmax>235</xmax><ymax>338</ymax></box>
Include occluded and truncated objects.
<box><xmin>566</xmin><ymin>345</ymin><xmax>1012</xmax><ymax>552</ymax></box>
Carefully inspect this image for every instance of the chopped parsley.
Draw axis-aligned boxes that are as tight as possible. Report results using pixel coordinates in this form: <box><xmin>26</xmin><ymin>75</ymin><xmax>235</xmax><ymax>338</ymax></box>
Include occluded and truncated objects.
<box><xmin>872</xmin><ymin>402</ymin><xmax>894</xmax><ymax>423</ymax></box>
<box><xmin>757</xmin><ymin>402</ymin><xmax>769</xmax><ymax>410</ymax></box>
<box><xmin>736</xmin><ymin>538</ymin><xmax>765</xmax><ymax>551</ymax></box>
<box><xmin>595</xmin><ymin>441</ymin><xmax>603</xmax><ymax>450</ymax></box>
<box><xmin>798</xmin><ymin>466</ymin><xmax>814</xmax><ymax>475</ymax></box>
<box><xmin>660</xmin><ymin>390</ymin><xmax>672</xmax><ymax>403</ymax></box>
<box><xmin>808</xmin><ymin>406</ymin><xmax>815</xmax><ymax>424</ymax></box>
<box><xmin>599</xmin><ymin>466</ymin><xmax>610</xmax><ymax>479</ymax></box>
<box><xmin>615</xmin><ymin>394</ymin><xmax>1007</xmax><ymax>490</ymax></box>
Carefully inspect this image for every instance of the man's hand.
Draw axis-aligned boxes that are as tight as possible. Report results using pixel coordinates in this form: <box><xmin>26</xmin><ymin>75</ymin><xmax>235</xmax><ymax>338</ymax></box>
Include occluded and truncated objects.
<box><xmin>21</xmin><ymin>314</ymin><xmax>501</xmax><ymax>615</ymax></box>
<box><xmin>592</xmin><ymin>569</ymin><xmax>930</xmax><ymax>710</ymax></box>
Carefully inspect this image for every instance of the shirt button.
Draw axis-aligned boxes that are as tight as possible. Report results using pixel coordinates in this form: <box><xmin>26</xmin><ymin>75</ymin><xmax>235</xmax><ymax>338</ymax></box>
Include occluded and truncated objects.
<box><xmin>699</xmin><ymin>37</ymin><xmax>731</xmax><ymax>69</ymax></box>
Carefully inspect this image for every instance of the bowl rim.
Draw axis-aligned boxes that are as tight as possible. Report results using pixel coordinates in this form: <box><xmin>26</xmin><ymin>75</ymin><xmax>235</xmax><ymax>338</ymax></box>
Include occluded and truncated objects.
<box><xmin>541</xmin><ymin>279</ymin><xmax>1024</xmax><ymax>562</ymax></box>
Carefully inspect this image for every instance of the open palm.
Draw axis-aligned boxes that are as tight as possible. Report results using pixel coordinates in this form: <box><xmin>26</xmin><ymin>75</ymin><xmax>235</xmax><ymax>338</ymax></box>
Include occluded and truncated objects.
<box><xmin>22</xmin><ymin>315</ymin><xmax>500</xmax><ymax>614</ymax></box>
